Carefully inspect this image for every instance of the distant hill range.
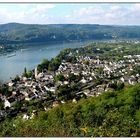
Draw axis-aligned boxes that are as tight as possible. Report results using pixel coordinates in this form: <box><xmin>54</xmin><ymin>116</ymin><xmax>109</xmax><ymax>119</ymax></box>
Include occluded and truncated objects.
<box><xmin>0</xmin><ymin>23</ymin><xmax>140</xmax><ymax>44</ymax></box>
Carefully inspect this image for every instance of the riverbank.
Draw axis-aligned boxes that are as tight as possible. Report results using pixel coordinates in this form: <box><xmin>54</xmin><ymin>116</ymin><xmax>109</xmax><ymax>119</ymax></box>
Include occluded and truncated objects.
<box><xmin>0</xmin><ymin>40</ymin><xmax>92</xmax><ymax>82</ymax></box>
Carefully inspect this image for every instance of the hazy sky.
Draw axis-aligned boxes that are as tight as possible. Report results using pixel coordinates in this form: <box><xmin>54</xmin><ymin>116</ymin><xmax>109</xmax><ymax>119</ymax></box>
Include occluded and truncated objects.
<box><xmin>0</xmin><ymin>4</ymin><xmax>140</xmax><ymax>25</ymax></box>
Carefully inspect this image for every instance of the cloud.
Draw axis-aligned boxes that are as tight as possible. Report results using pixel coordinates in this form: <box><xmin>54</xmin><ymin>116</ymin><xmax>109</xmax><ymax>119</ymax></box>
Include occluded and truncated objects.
<box><xmin>0</xmin><ymin>4</ymin><xmax>56</xmax><ymax>24</ymax></box>
<box><xmin>0</xmin><ymin>4</ymin><xmax>140</xmax><ymax>25</ymax></box>
<box><xmin>58</xmin><ymin>4</ymin><xmax>140</xmax><ymax>25</ymax></box>
<box><xmin>133</xmin><ymin>4</ymin><xmax>140</xmax><ymax>10</ymax></box>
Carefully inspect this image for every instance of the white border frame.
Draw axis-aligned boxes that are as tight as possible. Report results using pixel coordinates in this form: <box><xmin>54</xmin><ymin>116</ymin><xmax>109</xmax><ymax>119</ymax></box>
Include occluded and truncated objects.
<box><xmin>0</xmin><ymin>0</ymin><xmax>139</xmax><ymax>3</ymax></box>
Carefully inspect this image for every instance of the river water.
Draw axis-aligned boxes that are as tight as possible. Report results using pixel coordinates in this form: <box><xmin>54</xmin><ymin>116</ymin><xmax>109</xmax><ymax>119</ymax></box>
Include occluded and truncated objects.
<box><xmin>0</xmin><ymin>41</ymin><xmax>91</xmax><ymax>82</ymax></box>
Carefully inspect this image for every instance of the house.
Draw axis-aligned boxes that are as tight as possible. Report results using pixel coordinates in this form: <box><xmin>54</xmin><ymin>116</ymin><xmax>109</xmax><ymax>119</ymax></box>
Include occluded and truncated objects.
<box><xmin>17</xmin><ymin>94</ymin><xmax>25</xmax><ymax>102</ymax></box>
<box><xmin>73</xmin><ymin>71</ymin><xmax>80</xmax><ymax>76</ymax></box>
<box><xmin>83</xmin><ymin>89</ymin><xmax>90</xmax><ymax>96</ymax></box>
<box><xmin>89</xmin><ymin>77</ymin><xmax>93</xmax><ymax>81</ymax></box>
<box><xmin>23</xmin><ymin>113</ymin><xmax>30</xmax><ymax>120</ymax></box>
<box><xmin>36</xmin><ymin>72</ymin><xmax>44</xmax><ymax>79</ymax></box>
<box><xmin>80</xmin><ymin>78</ymin><xmax>87</xmax><ymax>84</ymax></box>
<box><xmin>120</xmin><ymin>77</ymin><xmax>125</xmax><ymax>83</ymax></box>
<box><xmin>30</xmin><ymin>110</ymin><xmax>38</xmax><ymax>119</ymax></box>
<box><xmin>90</xmin><ymin>89</ymin><xmax>97</xmax><ymax>97</ymax></box>
<box><xmin>22</xmin><ymin>77</ymin><xmax>28</xmax><ymax>81</ymax></box>
<box><xmin>25</xmin><ymin>81</ymin><xmax>32</xmax><ymax>87</ymax></box>
<box><xmin>72</xmin><ymin>98</ymin><xmax>77</xmax><ymax>103</ymax></box>
<box><xmin>21</xmin><ymin>91</ymin><xmax>28</xmax><ymax>96</ymax></box>
<box><xmin>105</xmin><ymin>87</ymin><xmax>115</xmax><ymax>92</ymax></box>
<box><xmin>44</xmin><ymin>86</ymin><xmax>55</xmax><ymax>93</ymax></box>
<box><xmin>63</xmin><ymin>81</ymin><xmax>69</xmax><ymax>85</ymax></box>
<box><xmin>61</xmin><ymin>100</ymin><xmax>65</xmax><ymax>104</ymax></box>
<box><xmin>44</xmin><ymin>107</ymin><xmax>51</xmax><ymax>112</ymax></box>
<box><xmin>52</xmin><ymin>101</ymin><xmax>60</xmax><ymax>107</ymax></box>
<box><xmin>128</xmin><ymin>76</ymin><xmax>138</xmax><ymax>85</ymax></box>
<box><xmin>96</xmin><ymin>85</ymin><xmax>105</xmax><ymax>94</ymax></box>
<box><xmin>0</xmin><ymin>110</ymin><xmax>5</xmax><ymax>121</ymax></box>
<box><xmin>12</xmin><ymin>91</ymin><xmax>17</xmax><ymax>95</ymax></box>
<box><xmin>25</xmin><ymin>92</ymin><xmax>36</xmax><ymax>101</ymax></box>
<box><xmin>138</xmin><ymin>77</ymin><xmax>140</xmax><ymax>83</ymax></box>
<box><xmin>0</xmin><ymin>94</ymin><xmax>4</xmax><ymax>101</ymax></box>
<box><xmin>4</xmin><ymin>97</ymin><xmax>16</xmax><ymax>108</ymax></box>
<box><xmin>8</xmin><ymin>82</ymin><xmax>14</xmax><ymax>87</ymax></box>
<box><xmin>0</xmin><ymin>110</ymin><xmax>5</xmax><ymax>118</ymax></box>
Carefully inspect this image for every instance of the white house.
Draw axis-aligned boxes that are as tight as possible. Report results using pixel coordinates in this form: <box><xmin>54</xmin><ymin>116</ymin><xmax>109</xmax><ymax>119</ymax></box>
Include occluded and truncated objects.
<box><xmin>23</xmin><ymin>114</ymin><xmax>30</xmax><ymax>120</ymax></box>
<box><xmin>25</xmin><ymin>92</ymin><xmax>36</xmax><ymax>101</ymax></box>
<box><xmin>80</xmin><ymin>78</ymin><xmax>87</xmax><ymax>84</ymax></box>
<box><xmin>4</xmin><ymin>99</ymin><xmax>11</xmax><ymax>108</ymax></box>
<box><xmin>4</xmin><ymin>97</ymin><xmax>16</xmax><ymax>108</ymax></box>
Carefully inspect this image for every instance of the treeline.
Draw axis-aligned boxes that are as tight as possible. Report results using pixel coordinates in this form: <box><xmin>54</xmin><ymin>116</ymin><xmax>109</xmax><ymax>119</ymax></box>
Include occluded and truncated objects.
<box><xmin>1</xmin><ymin>83</ymin><xmax>140</xmax><ymax>136</ymax></box>
<box><xmin>1</xmin><ymin>23</ymin><xmax>140</xmax><ymax>44</ymax></box>
<box><xmin>37</xmin><ymin>48</ymin><xmax>76</xmax><ymax>72</ymax></box>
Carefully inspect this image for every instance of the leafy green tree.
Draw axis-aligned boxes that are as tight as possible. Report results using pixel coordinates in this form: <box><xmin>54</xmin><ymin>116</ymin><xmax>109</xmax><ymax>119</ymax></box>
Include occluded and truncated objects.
<box><xmin>37</xmin><ymin>64</ymin><xmax>43</xmax><ymax>73</ymax></box>
<box><xmin>0</xmin><ymin>84</ymin><xmax>12</xmax><ymax>97</ymax></box>
<box><xmin>83</xmin><ymin>60</ymin><xmax>89</xmax><ymax>65</ymax></box>
<box><xmin>117</xmin><ymin>82</ymin><xmax>124</xmax><ymax>90</ymax></box>
<box><xmin>23</xmin><ymin>67</ymin><xmax>28</xmax><ymax>77</ymax></box>
<box><xmin>14</xmin><ymin>75</ymin><xmax>20</xmax><ymax>82</ymax></box>
<box><xmin>26</xmin><ymin>70</ymin><xmax>32</xmax><ymax>78</ymax></box>
<box><xmin>13</xmin><ymin>102</ymin><xmax>23</xmax><ymax>110</ymax></box>
<box><xmin>68</xmin><ymin>73</ymin><xmax>77</xmax><ymax>82</ymax></box>
<box><xmin>37</xmin><ymin>58</ymin><xmax>50</xmax><ymax>72</ymax></box>
<box><xmin>56</xmin><ymin>85</ymin><xmax>75</xmax><ymax>101</ymax></box>
<box><xmin>0</xmin><ymin>101</ymin><xmax>4</xmax><ymax>110</ymax></box>
<box><xmin>41</xmin><ymin>59</ymin><xmax>49</xmax><ymax>66</ymax></box>
<box><xmin>22</xmin><ymin>67</ymin><xmax>32</xmax><ymax>78</ymax></box>
<box><xmin>55</xmin><ymin>74</ymin><xmax>65</xmax><ymax>82</ymax></box>
<box><xmin>48</xmin><ymin>58</ymin><xmax>61</xmax><ymax>71</ymax></box>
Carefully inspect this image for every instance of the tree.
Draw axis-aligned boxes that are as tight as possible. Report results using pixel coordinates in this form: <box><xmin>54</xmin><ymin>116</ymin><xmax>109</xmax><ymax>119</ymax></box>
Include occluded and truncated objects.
<box><xmin>55</xmin><ymin>74</ymin><xmax>65</xmax><ymax>82</ymax></box>
<box><xmin>69</xmin><ymin>73</ymin><xmax>77</xmax><ymax>82</ymax></box>
<box><xmin>14</xmin><ymin>75</ymin><xmax>20</xmax><ymax>82</ymax></box>
<box><xmin>37</xmin><ymin>64</ymin><xmax>43</xmax><ymax>73</ymax></box>
<box><xmin>83</xmin><ymin>60</ymin><xmax>89</xmax><ymax>65</ymax></box>
<box><xmin>13</xmin><ymin>102</ymin><xmax>23</xmax><ymax>110</ymax></box>
<box><xmin>48</xmin><ymin>58</ymin><xmax>61</xmax><ymax>71</ymax></box>
<box><xmin>0</xmin><ymin>84</ymin><xmax>12</xmax><ymax>97</ymax></box>
<box><xmin>117</xmin><ymin>82</ymin><xmax>124</xmax><ymax>90</ymax></box>
<box><xmin>26</xmin><ymin>70</ymin><xmax>32</xmax><ymax>78</ymax></box>
<box><xmin>56</xmin><ymin>85</ymin><xmax>74</xmax><ymax>101</ymax></box>
<box><xmin>37</xmin><ymin>58</ymin><xmax>50</xmax><ymax>72</ymax></box>
<box><xmin>41</xmin><ymin>59</ymin><xmax>49</xmax><ymax>66</ymax></box>
<box><xmin>24</xmin><ymin>67</ymin><xmax>27</xmax><ymax>74</ymax></box>
<box><xmin>68</xmin><ymin>73</ymin><xmax>81</xmax><ymax>82</ymax></box>
<box><xmin>23</xmin><ymin>67</ymin><xmax>28</xmax><ymax>77</ymax></box>
<box><xmin>0</xmin><ymin>101</ymin><xmax>4</xmax><ymax>110</ymax></box>
<box><xmin>22</xmin><ymin>67</ymin><xmax>32</xmax><ymax>78</ymax></box>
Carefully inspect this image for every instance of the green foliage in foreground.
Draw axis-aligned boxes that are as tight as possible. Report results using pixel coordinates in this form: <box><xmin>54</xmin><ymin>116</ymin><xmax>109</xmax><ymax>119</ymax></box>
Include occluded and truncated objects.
<box><xmin>1</xmin><ymin>84</ymin><xmax>140</xmax><ymax>137</ymax></box>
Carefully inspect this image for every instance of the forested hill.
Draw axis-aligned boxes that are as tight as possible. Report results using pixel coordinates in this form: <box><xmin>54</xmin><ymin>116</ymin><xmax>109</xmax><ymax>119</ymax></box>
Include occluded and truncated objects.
<box><xmin>1</xmin><ymin>83</ymin><xmax>140</xmax><ymax>136</ymax></box>
<box><xmin>0</xmin><ymin>23</ymin><xmax>140</xmax><ymax>44</ymax></box>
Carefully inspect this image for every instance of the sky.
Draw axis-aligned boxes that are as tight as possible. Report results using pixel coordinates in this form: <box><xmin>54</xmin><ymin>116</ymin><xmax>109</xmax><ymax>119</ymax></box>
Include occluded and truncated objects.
<box><xmin>0</xmin><ymin>4</ymin><xmax>140</xmax><ymax>25</ymax></box>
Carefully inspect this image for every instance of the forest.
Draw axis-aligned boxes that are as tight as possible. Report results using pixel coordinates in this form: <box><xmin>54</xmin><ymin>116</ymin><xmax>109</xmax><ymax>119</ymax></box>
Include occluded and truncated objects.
<box><xmin>0</xmin><ymin>23</ymin><xmax>140</xmax><ymax>44</ymax></box>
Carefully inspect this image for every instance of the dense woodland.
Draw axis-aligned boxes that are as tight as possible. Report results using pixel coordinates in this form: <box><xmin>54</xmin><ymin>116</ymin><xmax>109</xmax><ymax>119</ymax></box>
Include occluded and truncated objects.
<box><xmin>0</xmin><ymin>23</ymin><xmax>140</xmax><ymax>44</ymax></box>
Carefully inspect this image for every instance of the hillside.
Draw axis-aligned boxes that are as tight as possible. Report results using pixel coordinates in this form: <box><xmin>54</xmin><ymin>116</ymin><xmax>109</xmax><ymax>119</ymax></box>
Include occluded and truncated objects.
<box><xmin>0</xmin><ymin>23</ymin><xmax>140</xmax><ymax>44</ymax></box>
<box><xmin>1</xmin><ymin>83</ymin><xmax>140</xmax><ymax>137</ymax></box>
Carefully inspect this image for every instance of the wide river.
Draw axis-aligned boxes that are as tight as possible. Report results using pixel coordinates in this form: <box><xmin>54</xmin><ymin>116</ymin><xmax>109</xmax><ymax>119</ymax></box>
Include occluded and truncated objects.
<box><xmin>0</xmin><ymin>40</ymin><xmax>91</xmax><ymax>82</ymax></box>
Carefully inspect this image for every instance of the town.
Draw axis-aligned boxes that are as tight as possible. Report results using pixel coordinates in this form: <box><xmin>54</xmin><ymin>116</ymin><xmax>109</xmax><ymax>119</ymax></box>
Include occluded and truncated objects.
<box><xmin>0</xmin><ymin>42</ymin><xmax>140</xmax><ymax>121</ymax></box>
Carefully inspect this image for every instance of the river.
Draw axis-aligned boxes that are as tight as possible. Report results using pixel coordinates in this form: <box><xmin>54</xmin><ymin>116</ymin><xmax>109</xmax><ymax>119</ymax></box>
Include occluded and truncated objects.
<box><xmin>0</xmin><ymin>40</ymin><xmax>92</xmax><ymax>82</ymax></box>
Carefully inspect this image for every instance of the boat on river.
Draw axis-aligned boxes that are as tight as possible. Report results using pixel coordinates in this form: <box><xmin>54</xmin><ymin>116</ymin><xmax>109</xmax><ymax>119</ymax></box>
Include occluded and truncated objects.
<box><xmin>7</xmin><ymin>53</ymin><xmax>16</xmax><ymax>58</ymax></box>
